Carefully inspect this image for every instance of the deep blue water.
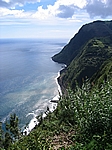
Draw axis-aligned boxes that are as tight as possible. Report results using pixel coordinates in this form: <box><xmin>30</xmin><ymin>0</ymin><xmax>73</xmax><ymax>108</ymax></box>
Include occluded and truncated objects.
<box><xmin>0</xmin><ymin>38</ymin><xmax>67</xmax><ymax>128</ymax></box>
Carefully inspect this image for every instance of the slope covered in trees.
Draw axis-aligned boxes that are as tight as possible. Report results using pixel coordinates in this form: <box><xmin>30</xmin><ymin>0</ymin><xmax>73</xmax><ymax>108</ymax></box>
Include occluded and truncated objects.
<box><xmin>0</xmin><ymin>80</ymin><xmax>112</xmax><ymax>149</ymax></box>
<box><xmin>52</xmin><ymin>20</ymin><xmax>112</xmax><ymax>90</ymax></box>
<box><xmin>58</xmin><ymin>36</ymin><xmax>112</xmax><ymax>90</ymax></box>
<box><xmin>0</xmin><ymin>20</ymin><xmax>112</xmax><ymax>149</ymax></box>
<box><xmin>52</xmin><ymin>20</ymin><xmax>112</xmax><ymax>65</ymax></box>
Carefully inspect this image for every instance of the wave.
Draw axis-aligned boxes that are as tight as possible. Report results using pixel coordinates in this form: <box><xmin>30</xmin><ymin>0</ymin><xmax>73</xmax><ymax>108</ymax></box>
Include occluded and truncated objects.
<box><xmin>22</xmin><ymin>66</ymin><xmax>65</xmax><ymax>135</ymax></box>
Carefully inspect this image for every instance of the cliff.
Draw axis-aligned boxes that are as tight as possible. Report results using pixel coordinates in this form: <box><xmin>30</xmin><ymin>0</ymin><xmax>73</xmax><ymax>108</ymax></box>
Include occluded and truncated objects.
<box><xmin>1</xmin><ymin>20</ymin><xmax>112</xmax><ymax>150</ymax></box>
<box><xmin>52</xmin><ymin>20</ymin><xmax>112</xmax><ymax>90</ymax></box>
<box><xmin>52</xmin><ymin>20</ymin><xmax>112</xmax><ymax>65</ymax></box>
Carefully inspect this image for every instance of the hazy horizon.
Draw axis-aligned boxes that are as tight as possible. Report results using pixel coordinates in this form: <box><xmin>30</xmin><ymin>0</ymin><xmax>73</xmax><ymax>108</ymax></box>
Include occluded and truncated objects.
<box><xmin>0</xmin><ymin>0</ymin><xmax>112</xmax><ymax>39</ymax></box>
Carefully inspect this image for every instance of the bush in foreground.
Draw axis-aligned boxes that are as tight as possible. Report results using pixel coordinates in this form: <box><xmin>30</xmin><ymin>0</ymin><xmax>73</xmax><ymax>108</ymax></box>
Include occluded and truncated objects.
<box><xmin>0</xmin><ymin>80</ymin><xmax>112</xmax><ymax>149</ymax></box>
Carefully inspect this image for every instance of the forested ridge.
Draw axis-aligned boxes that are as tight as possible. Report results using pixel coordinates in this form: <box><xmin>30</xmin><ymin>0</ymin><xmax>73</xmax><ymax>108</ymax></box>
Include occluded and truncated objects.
<box><xmin>0</xmin><ymin>20</ymin><xmax>112</xmax><ymax>149</ymax></box>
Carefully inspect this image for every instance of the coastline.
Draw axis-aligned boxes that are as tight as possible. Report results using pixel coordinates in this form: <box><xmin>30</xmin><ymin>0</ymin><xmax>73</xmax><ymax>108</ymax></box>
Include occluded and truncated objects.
<box><xmin>23</xmin><ymin>67</ymin><xmax>64</xmax><ymax>135</ymax></box>
<box><xmin>50</xmin><ymin>70</ymin><xmax>62</xmax><ymax>103</ymax></box>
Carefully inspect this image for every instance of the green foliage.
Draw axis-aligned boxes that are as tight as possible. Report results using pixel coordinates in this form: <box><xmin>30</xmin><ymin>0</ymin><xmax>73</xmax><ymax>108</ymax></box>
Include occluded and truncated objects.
<box><xmin>1</xmin><ymin>20</ymin><xmax>112</xmax><ymax>150</ymax></box>
<box><xmin>52</xmin><ymin>20</ymin><xmax>112</xmax><ymax>90</ymax></box>
<box><xmin>52</xmin><ymin>20</ymin><xmax>112</xmax><ymax>65</ymax></box>
<box><xmin>91</xmin><ymin>58</ymin><xmax>112</xmax><ymax>86</ymax></box>
<box><xmin>0</xmin><ymin>114</ymin><xmax>20</xmax><ymax>149</ymax></box>
<box><xmin>58</xmin><ymin>36</ymin><xmax>112</xmax><ymax>89</ymax></box>
<box><xmin>0</xmin><ymin>122</ymin><xmax>3</xmax><ymax>149</ymax></box>
<box><xmin>5</xmin><ymin>113</ymin><xmax>20</xmax><ymax>140</ymax></box>
<box><xmin>3</xmin><ymin>133</ymin><xmax>12</xmax><ymax>150</ymax></box>
<box><xmin>64</xmin><ymin>80</ymin><xmax>112</xmax><ymax>149</ymax></box>
<box><xmin>0</xmin><ymin>80</ymin><xmax>112</xmax><ymax>149</ymax></box>
<box><xmin>56</xmin><ymin>80</ymin><xmax>112</xmax><ymax>149</ymax></box>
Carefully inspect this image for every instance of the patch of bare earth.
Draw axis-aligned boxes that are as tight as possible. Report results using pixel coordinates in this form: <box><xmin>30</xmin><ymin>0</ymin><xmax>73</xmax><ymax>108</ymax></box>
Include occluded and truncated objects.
<box><xmin>51</xmin><ymin>130</ymin><xmax>75</xmax><ymax>150</ymax></box>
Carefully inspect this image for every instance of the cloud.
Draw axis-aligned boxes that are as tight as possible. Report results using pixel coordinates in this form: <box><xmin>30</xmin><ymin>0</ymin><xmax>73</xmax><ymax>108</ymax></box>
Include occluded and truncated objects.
<box><xmin>56</xmin><ymin>5</ymin><xmax>78</xmax><ymax>18</ymax></box>
<box><xmin>55</xmin><ymin>0</ymin><xmax>112</xmax><ymax>19</ymax></box>
<box><xmin>32</xmin><ymin>0</ymin><xmax>87</xmax><ymax>19</ymax></box>
<box><xmin>0</xmin><ymin>0</ymin><xmax>112</xmax><ymax>20</ymax></box>
<box><xmin>56</xmin><ymin>0</ymin><xmax>87</xmax><ymax>9</ymax></box>
<box><xmin>0</xmin><ymin>7</ymin><xmax>32</xmax><ymax>18</ymax></box>
<box><xmin>85</xmin><ymin>0</ymin><xmax>112</xmax><ymax>18</ymax></box>
<box><xmin>0</xmin><ymin>0</ymin><xmax>9</xmax><ymax>7</ymax></box>
<box><xmin>0</xmin><ymin>0</ymin><xmax>40</xmax><ymax>8</ymax></box>
<box><xmin>32</xmin><ymin>5</ymin><xmax>50</xmax><ymax>19</ymax></box>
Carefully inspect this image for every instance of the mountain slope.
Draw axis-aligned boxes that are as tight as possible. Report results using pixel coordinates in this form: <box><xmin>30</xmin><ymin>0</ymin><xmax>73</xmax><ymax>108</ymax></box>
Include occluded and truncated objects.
<box><xmin>91</xmin><ymin>57</ymin><xmax>112</xmax><ymax>85</ymax></box>
<box><xmin>52</xmin><ymin>20</ymin><xmax>112</xmax><ymax>65</ymax></box>
<box><xmin>1</xmin><ymin>20</ymin><xmax>112</xmax><ymax>150</ymax></box>
<box><xmin>58</xmin><ymin>36</ymin><xmax>112</xmax><ymax>90</ymax></box>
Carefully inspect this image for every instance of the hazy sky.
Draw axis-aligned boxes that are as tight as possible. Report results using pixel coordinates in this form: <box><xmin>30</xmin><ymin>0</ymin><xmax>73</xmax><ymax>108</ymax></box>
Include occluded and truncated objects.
<box><xmin>0</xmin><ymin>0</ymin><xmax>112</xmax><ymax>39</ymax></box>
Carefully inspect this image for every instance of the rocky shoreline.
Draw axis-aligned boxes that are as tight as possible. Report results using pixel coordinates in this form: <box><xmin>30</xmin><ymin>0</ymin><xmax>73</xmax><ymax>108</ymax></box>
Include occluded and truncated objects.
<box><xmin>57</xmin><ymin>66</ymin><xmax>67</xmax><ymax>95</ymax></box>
<box><xmin>23</xmin><ymin>68</ymin><xmax>64</xmax><ymax>135</ymax></box>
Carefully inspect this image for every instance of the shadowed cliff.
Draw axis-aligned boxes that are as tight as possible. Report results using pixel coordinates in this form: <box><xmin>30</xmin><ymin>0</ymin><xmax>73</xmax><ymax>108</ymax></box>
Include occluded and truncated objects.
<box><xmin>52</xmin><ymin>20</ymin><xmax>112</xmax><ymax>90</ymax></box>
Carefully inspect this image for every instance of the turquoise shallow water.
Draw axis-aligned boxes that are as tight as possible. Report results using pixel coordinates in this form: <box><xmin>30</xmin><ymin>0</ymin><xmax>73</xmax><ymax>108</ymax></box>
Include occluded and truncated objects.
<box><xmin>0</xmin><ymin>38</ymin><xmax>67</xmax><ymax>128</ymax></box>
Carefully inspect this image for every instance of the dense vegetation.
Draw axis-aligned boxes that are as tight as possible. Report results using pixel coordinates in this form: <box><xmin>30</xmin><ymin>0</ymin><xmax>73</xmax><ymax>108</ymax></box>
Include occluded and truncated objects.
<box><xmin>52</xmin><ymin>20</ymin><xmax>112</xmax><ymax>91</ymax></box>
<box><xmin>0</xmin><ymin>20</ymin><xmax>112</xmax><ymax>149</ymax></box>
<box><xmin>58</xmin><ymin>36</ymin><xmax>112</xmax><ymax>90</ymax></box>
<box><xmin>0</xmin><ymin>114</ymin><xmax>20</xmax><ymax>149</ymax></box>
<box><xmin>0</xmin><ymin>79</ymin><xmax>112</xmax><ymax>149</ymax></box>
<box><xmin>52</xmin><ymin>20</ymin><xmax>112</xmax><ymax>65</ymax></box>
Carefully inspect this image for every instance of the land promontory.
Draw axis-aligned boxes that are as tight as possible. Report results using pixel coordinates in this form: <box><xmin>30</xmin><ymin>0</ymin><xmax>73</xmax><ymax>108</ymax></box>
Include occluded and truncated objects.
<box><xmin>52</xmin><ymin>20</ymin><xmax>112</xmax><ymax>90</ymax></box>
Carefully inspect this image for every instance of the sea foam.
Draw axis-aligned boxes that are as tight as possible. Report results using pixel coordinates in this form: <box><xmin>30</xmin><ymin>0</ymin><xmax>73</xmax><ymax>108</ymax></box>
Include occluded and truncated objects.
<box><xmin>23</xmin><ymin>69</ymin><xmax>63</xmax><ymax>135</ymax></box>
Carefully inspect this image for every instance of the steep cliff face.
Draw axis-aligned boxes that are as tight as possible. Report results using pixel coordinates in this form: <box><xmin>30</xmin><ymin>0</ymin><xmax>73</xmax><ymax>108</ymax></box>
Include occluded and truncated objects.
<box><xmin>52</xmin><ymin>20</ymin><xmax>112</xmax><ymax>90</ymax></box>
<box><xmin>52</xmin><ymin>20</ymin><xmax>112</xmax><ymax>65</ymax></box>
<box><xmin>60</xmin><ymin>37</ymin><xmax>112</xmax><ymax>89</ymax></box>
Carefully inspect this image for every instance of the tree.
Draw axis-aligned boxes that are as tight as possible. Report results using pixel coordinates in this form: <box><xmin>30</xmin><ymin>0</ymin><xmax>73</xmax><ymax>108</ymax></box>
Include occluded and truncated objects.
<box><xmin>0</xmin><ymin>121</ymin><xmax>3</xmax><ymax>149</ymax></box>
<box><xmin>3</xmin><ymin>132</ymin><xmax>12</xmax><ymax>150</ymax></box>
<box><xmin>5</xmin><ymin>114</ymin><xmax>20</xmax><ymax>142</ymax></box>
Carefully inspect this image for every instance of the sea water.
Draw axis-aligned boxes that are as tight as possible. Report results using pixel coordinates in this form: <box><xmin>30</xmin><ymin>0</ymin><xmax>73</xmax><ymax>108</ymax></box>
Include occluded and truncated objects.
<box><xmin>0</xmin><ymin>38</ymin><xmax>67</xmax><ymax>131</ymax></box>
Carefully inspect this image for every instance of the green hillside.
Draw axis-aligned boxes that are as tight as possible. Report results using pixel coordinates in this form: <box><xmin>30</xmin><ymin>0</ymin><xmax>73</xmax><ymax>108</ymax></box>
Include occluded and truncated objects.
<box><xmin>58</xmin><ymin>36</ymin><xmax>112</xmax><ymax>90</ymax></box>
<box><xmin>0</xmin><ymin>20</ymin><xmax>112</xmax><ymax>150</ymax></box>
<box><xmin>1</xmin><ymin>79</ymin><xmax>112</xmax><ymax>150</ymax></box>
<box><xmin>52</xmin><ymin>20</ymin><xmax>112</xmax><ymax>65</ymax></box>
<box><xmin>91</xmin><ymin>58</ymin><xmax>112</xmax><ymax>85</ymax></box>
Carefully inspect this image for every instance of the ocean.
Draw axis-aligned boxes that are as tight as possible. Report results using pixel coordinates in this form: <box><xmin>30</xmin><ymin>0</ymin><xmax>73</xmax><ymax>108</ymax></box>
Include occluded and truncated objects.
<box><xmin>0</xmin><ymin>38</ymin><xmax>67</xmax><ymax>131</ymax></box>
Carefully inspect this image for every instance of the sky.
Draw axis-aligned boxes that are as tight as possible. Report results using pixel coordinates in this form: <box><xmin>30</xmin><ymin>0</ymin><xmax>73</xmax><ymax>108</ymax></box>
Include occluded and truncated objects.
<box><xmin>0</xmin><ymin>0</ymin><xmax>112</xmax><ymax>39</ymax></box>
